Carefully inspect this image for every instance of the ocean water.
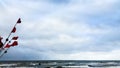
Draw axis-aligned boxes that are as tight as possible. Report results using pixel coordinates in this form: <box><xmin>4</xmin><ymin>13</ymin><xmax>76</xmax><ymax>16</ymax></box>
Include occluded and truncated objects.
<box><xmin>0</xmin><ymin>60</ymin><xmax>120</xmax><ymax>68</ymax></box>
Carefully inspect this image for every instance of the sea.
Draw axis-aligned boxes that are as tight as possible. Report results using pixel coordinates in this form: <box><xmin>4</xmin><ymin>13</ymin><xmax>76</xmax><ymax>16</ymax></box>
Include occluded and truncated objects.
<box><xmin>0</xmin><ymin>60</ymin><xmax>120</xmax><ymax>68</ymax></box>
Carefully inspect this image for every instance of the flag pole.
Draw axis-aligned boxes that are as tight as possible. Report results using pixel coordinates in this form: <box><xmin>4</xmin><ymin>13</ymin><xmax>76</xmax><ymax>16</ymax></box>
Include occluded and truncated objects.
<box><xmin>3</xmin><ymin>18</ymin><xmax>21</xmax><ymax>47</ymax></box>
<box><xmin>0</xmin><ymin>18</ymin><xmax>21</xmax><ymax>58</ymax></box>
<box><xmin>3</xmin><ymin>23</ymin><xmax>17</xmax><ymax>47</ymax></box>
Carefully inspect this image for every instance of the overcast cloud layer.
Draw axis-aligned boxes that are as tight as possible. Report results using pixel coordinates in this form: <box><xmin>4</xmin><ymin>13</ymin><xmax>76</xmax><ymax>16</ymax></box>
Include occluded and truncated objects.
<box><xmin>0</xmin><ymin>0</ymin><xmax>120</xmax><ymax>60</ymax></box>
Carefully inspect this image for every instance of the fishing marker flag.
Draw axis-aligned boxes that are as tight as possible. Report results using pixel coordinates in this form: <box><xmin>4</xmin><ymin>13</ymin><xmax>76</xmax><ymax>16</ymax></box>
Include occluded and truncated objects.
<box><xmin>12</xmin><ymin>36</ymin><xmax>18</xmax><ymax>40</ymax></box>
<box><xmin>17</xmin><ymin>18</ymin><xmax>21</xmax><ymax>23</ymax></box>
<box><xmin>11</xmin><ymin>41</ymin><xmax>18</xmax><ymax>46</ymax></box>
<box><xmin>11</xmin><ymin>27</ymin><xmax>16</xmax><ymax>33</ymax></box>
<box><xmin>4</xmin><ymin>43</ymin><xmax>11</xmax><ymax>48</ymax></box>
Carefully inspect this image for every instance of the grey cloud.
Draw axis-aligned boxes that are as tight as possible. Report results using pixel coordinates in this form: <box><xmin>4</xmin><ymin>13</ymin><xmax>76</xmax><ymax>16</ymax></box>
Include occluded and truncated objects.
<box><xmin>0</xmin><ymin>0</ymin><xmax>120</xmax><ymax>60</ymax></box>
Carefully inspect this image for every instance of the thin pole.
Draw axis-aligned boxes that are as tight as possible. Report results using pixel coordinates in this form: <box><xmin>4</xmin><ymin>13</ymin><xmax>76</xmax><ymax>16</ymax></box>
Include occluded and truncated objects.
<box><xmin>3</xmin><ymin>22</ymin><xmax>17</xmax><ymax>47</ymax></box>
<box><xmin>0</xmin><ymin>18</ymin><xmax>21</xmax><ymax>58</ymax></box>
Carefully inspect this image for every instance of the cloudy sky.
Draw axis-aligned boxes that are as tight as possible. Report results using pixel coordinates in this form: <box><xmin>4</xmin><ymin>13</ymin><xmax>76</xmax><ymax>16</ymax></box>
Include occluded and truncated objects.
<box><xmin>0</xmin><ymin>0</ymin><xmax>120</xmax><ymax>60</ymax></box>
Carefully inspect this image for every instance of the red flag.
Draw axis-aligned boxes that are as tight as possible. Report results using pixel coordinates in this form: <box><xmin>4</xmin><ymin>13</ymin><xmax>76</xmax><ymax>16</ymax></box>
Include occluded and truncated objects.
<box><xmin>17</xmin><ymin>18</ymin><xmax>21</xmax><ymax>23</ymax></box>
<box><xmin>12</xmin><ymin>36</ymin><xmax>18</xmax><ymax>40</ymax></box>
<box><xmin>4</xmin><ymin>43</ymin><xmax>11</xmax><ymax>48</ymax></box>
<box><xmin>11</xmin><ymin>41</ymin><xmax>18</xmax><ymax>46</ymax></box>
<box><xmin>11</xmin><ymin>27</ymin><xmax>16</xmax><ymax>33</ymax></box>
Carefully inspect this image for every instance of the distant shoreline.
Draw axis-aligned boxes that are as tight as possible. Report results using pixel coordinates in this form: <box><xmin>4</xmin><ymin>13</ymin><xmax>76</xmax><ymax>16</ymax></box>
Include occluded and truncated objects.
<box><xmin>0</xmin><ymin>60</ymin><xmax>120</xmax><ymax>62</ymax></box>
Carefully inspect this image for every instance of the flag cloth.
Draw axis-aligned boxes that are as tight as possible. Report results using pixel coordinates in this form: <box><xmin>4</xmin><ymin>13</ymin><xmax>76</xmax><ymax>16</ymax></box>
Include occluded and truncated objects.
<box><xmin>11</xmin><ymin>27</ymin><xmax>16</xmax><ymax>33</ymax></box>
<box><xmin>11</xmin><ymin>41</ymin><xmax>18</xmax><ymax>46</ymax></box>
<box><xmin>12</xmin><ymin>36</ymin><xmax>18</xmax><ymax>40</ymax></box>
<box><xmin>17</xmin><ymin>18</ymin><xmax>21</xmax><ymax>23</ymax></box>
<box><xmin>4</xmin><ymin>43</ymin><xmax>11</xmax><ymax>48</ymax></box>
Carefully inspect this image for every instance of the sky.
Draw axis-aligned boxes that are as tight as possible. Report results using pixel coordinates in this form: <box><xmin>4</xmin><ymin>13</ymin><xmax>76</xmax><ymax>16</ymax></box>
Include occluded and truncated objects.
<box><xmin>0</xmin><ymin>0</ymin><xmax>120</xmax><ymax>60</ymax></box>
